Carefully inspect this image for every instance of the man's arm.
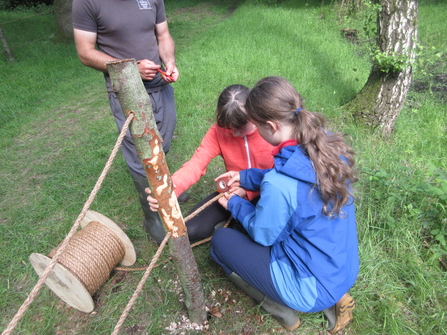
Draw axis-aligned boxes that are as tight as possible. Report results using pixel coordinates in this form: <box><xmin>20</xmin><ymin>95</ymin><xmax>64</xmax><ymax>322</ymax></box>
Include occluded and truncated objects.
<box><xmin>74</xmin><ymin>28</ymin><xmax>161</xmax><ymax>80</ymax></box>
<box><xmin>155</xmin><ymin>21</ymin><xmax>179</xmax><ymax>81</ymax></box>
<box><xmin>73</xmin><ymin>28</ymin><xmax>117</xmax><ymax>73</ymax></box>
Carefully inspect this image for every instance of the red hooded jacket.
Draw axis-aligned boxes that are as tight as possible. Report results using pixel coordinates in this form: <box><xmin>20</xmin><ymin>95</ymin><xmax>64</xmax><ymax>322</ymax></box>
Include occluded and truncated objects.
<box><xmin>172</xmin><ymin>124</ymin><xmax>275</xmax><ymax>200</ymax></box>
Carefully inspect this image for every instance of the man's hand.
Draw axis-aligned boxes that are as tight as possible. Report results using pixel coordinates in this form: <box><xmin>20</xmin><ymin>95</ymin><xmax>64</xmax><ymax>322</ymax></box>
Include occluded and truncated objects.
<box><xmin>162</xmin><ymin>64</ymin><xmax>179</xmax><ymax>83</ymax></box>
<box><xmin>137</xmin><ymin>59</ymin><xmax>161</xmax><ymax>81</ymax></box>
<box><xmin>155</xmin><ymin>21</ymin><xmax>179</xmax><ymax>83</ymax></box>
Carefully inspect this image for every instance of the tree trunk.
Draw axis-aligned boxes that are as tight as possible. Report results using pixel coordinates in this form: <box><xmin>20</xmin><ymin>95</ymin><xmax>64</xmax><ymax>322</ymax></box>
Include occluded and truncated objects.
<box><xmin>106</xmin><ymin>59</ymin><xmax>207</xmax><ymax>325</ymax></box>
<box><xmin>0</xmin><ymin>27</ymin><xmax>14</xmax><ymax>62</ymax></box>
<box><xmin>344</xmin><ymin>0</ymin><xmax>418</xmax><ymax>137</ymax></box>
<box><xmin>54</xmin><ymin>0</ymin><xmax>73</xmax><ymax>43</ymax></box>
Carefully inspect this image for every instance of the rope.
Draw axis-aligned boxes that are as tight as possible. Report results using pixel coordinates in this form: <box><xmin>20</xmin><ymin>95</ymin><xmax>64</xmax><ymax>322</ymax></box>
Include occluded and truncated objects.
<box><xmin>184</xmin><ymin>193</ymin><xmax>225</xmax><ymax>222</ymax></box>
<box><xmin>1</xmin><ymin>112</ymin><xmax>134</xmax><ymax>335</ymax></box>
<box><xmin>114</xmin><ymin>192</ymin><xmax>227</xmax><ymax>272</ymax></box>
<box><xmin>49</xmin><ymin>221</ymin><xmax>126</xmax><ymax>295</ymax></box>
<box><xmin>111</xmin><ymin>232</ymin><xmax>172</xmax><ymax>335</ymax></box>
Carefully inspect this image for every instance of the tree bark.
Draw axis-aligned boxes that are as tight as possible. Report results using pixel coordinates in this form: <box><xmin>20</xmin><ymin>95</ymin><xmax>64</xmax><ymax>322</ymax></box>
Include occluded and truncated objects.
<box><xmin>169</xmin><ymin>235</ymin><xmax>209</xmax><ymax>323</ymax></box>
<box><xmin>106</xmin><ymin>59</ymin><xmax>207</xmax><ymax>325</ymax></box>
<box><xmin>54</xmin><ymin>0</ymin><xmax>73</xmax><ymax>43</ymax></box>
<box><xmin>0</xmin><ymin>27</ymin><xmax>14</xmax><ymax>62</ymax></box>
<box><xmin>344</xmin><ymin>0</ymin><xmax>418</xmax><ymax>137</ymax></box>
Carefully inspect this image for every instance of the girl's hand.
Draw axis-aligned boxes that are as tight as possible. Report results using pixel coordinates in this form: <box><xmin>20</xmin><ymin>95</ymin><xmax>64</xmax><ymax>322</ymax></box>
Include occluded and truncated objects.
<box><xmin>215</xmin><ymin>171</ymin><xmax>240</xmax><ymax>188</ymax></box>
<box><xmin>232</xmin><ymin>187</ymin><xmax>247</xmax><ymax>199</ymax></box>
<box><xmin>217</xmin><ymin>187</ymin><xmax>246</xmax><ymax>210</ymax></box>
<box><xmin>218</xmin><ymin>192</ymin><xmax>235</xmax><ymax>210</ymax></box>
<box><xmin>145</xmin><ymin>183</ymin><xmax>182</xmax><ymax>211</ymax></box>
<box><xmin>145</xmin><ymin>187</ymin><xmax>159</xmax><ymax>211</ymax></box>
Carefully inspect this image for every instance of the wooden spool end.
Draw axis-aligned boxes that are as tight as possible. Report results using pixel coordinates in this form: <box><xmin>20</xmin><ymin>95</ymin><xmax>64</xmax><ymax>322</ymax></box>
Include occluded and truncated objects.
<box><xmin>80</xmin><ymin>210</ymin><xmax>136</xmax><ymax>266</ymax></box>
<box><xmin>29</xmin><ymin>210</ymin><xmax>136</xmax><ymax>313</ymax></box>
<box><xmin>30</xmin><ymin>252</ymin><xmax>95</xmax><ymax>313</ymax></box>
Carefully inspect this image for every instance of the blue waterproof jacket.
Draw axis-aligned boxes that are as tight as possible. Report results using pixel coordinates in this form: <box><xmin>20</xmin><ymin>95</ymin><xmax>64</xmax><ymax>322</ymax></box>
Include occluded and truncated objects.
<box><xmin>227</xmin><ymin>143</ymin><xmax>359</xmax><ymax>312</ymax></box>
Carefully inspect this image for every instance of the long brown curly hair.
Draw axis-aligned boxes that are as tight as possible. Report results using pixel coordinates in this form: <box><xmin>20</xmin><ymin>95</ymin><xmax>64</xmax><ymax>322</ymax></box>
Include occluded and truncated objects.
<box><xmin>246</xmin><ymin>76</ymin><xmax>357</xmax><ymax>218</ymax></box>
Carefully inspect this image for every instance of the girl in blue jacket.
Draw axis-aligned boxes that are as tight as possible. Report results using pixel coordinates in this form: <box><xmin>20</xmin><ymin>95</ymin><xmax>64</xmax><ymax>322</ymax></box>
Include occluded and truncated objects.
<box><xmin>211</xmin><ymin>76</ymin><xmax>359</xmax><ymax>333</ymax></box>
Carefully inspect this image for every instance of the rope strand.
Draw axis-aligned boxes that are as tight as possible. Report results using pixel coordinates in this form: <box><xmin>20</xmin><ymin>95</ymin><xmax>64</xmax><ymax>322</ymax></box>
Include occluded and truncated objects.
<box><xmin>114</xmin><ymin>193</ymin><xmax>228</xmax><ymax>272</ymax></box>
<box><xmin>184</xmin><ymin>193</ymin><xmax>225</xmax><ymax>222</ymax></box>
<box><xmin>111</xmin><ymin>232</ymin><xmax>172</xmax><ymax>335</ymax></box>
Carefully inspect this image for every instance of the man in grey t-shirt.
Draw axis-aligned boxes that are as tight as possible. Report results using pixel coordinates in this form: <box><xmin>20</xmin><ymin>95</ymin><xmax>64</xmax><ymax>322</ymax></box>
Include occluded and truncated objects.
<box><xmin>72</xmin><ymin>0</ymin><xmax>186</xmax><ymax>244</ymax></box>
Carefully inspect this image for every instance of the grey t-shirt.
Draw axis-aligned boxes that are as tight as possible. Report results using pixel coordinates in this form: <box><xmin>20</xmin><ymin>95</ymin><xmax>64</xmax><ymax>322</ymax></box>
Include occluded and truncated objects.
<box><xmin>72</xmin><ymin>0</ymin><xmax>167</xmax><ymax>64</ymax></box>
<box><xmin>72</xmin><ymin>0</ymin><xmax>169</xmax><ymax>92</ymax></box>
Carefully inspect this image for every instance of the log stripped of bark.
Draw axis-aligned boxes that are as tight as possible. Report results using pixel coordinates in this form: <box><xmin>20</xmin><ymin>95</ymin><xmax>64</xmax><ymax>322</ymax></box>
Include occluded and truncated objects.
<box><xmin>107</xmin><ymin>59</ymin><xmax>207</xmax><ymax>325</ymax></box>
<box><xmin>107</xmin><ymin>58</ymin><xmax>185</xmax><ymax>237</ymax></box>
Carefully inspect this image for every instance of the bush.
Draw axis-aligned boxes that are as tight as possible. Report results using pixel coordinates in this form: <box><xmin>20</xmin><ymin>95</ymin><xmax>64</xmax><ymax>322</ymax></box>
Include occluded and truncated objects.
<box><xmin>0</xmin><ymin>0</ymin><xmax>53</xmax><ymax>11</ymax></box>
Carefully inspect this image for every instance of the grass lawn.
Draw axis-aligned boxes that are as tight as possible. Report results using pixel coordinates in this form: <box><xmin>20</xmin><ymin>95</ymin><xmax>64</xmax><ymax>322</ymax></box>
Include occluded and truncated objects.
<box><xmin>1</xmin><ymin>0</ymin><xmax>446</xmax><ymax>334</ymax></box>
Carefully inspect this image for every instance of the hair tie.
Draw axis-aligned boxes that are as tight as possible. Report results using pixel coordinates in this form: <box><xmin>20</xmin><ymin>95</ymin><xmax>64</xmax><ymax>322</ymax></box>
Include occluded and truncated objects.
<box><xmin>295</xmin><ymin>107</ymin><xmax>302</xmax><ymax>115</ymax></box>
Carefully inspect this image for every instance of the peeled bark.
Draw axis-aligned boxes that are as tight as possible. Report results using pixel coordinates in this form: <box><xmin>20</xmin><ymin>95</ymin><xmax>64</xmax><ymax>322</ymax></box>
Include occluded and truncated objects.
<box><xmin>344</xmin><ymin>0</ymin><xmax>418</xmax><ymax>137</ymax></box>
<box><xmin>107</xmin><ymin>59</ymin><xmax>207</xmax><ymax>325</ymax></box>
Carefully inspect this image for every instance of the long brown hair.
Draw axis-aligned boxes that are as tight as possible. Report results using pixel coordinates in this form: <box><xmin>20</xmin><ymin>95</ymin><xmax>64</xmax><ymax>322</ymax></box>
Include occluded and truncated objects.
<box><xmin>245</xmin><ymin>76</ymin><xmax>357</xmax><ymax>218</ymax></box>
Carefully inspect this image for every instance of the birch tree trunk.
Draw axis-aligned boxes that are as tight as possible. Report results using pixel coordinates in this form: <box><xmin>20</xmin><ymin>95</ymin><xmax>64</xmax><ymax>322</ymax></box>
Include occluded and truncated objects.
<box><xmin>107</xmin><ymin>59</ymin><xmax>207</xmax><ymax>325</ymax></box>
<box><xmin>344</xmin><ymin>0</ymin><xmax>418</xmax><ymax>137</ymax></box>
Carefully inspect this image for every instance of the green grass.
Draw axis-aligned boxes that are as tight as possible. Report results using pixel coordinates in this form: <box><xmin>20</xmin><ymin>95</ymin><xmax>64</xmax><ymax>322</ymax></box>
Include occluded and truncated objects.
<box><xmin>1</xmin><ymin>0</ymin><xmax>447</xmax><ymax>334</ymax></box>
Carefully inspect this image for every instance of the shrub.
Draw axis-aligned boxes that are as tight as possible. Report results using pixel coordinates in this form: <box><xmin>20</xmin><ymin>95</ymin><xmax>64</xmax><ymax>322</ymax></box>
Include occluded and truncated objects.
<box><xmin>0</xmin><ymin>0</ymin><xmax>53</xmax><ymax>11</ymax></box>
<box><xmin>363</xmin><ymin>163</ymin><xmax>447</xmax><ymax>266</ymax></box>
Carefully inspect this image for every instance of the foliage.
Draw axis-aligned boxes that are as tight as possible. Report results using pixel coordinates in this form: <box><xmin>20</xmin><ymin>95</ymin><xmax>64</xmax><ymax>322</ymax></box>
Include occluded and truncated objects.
<box><xmin>246</xmin><ymin>0</ymin><xmax>284</xmax><ymax>6</ymax></box>
<box><xmin>371</xmin><ymin>49</ymin><xmax>410</xmax><ymax>73</ymax></box>
<box><xmin>359</xmin><ymin>0</ymin><xmax>381</xmax><ymax>39</ymax></box>
<box><xmin>414</xmin><ymin>44</ymin><xmax>442</xmax><ymax>74</ymax></box>
<box><xmin>363</xmin><ymin>163</ymin><xmax>447</xmax><ymax>262</ymax></box>
<box><xmin>0</xmin><ymin>0</ymin><xmax>52</xmax><ymax>11</ymax></box>
<box><xmin>338</xmin><ymin>0</ymin><xmax>380</xmax><ymax>45</ymax></box>
<box><xmin>338</xmin><ymin>0</ymin><xmax>416</xmax><ymax>74</ymax></box>
<box><xmin>413</xmin><ymin>43</ymin><xmax>445</xmax><ymax>91</ymax></box>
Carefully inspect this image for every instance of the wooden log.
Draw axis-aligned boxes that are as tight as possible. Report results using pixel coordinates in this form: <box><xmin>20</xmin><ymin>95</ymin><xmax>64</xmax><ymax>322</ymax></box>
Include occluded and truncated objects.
<box><xmin>107</xmin><ymin>59</ymin><xmax>185</xmax><ymax>237</ymax></box>
<box><xmin>106</xmin><ymin>59</ymin><xmax>207</xmax><ymax>325</ymax></box>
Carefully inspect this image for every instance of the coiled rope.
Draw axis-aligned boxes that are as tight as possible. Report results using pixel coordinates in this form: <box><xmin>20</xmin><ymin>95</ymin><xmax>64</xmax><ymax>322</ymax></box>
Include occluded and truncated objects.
<box><xmin>48</xmin><ymin>221</ymin><xmax>127</xmax><ymax>295</ymax></box>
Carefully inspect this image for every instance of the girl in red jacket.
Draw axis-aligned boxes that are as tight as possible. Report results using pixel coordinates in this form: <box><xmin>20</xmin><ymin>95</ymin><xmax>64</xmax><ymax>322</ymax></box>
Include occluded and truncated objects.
<box><xmin>148</xmin><ymin>84</ymin><xmax>275</xmax><ymax>242</ymax></box>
